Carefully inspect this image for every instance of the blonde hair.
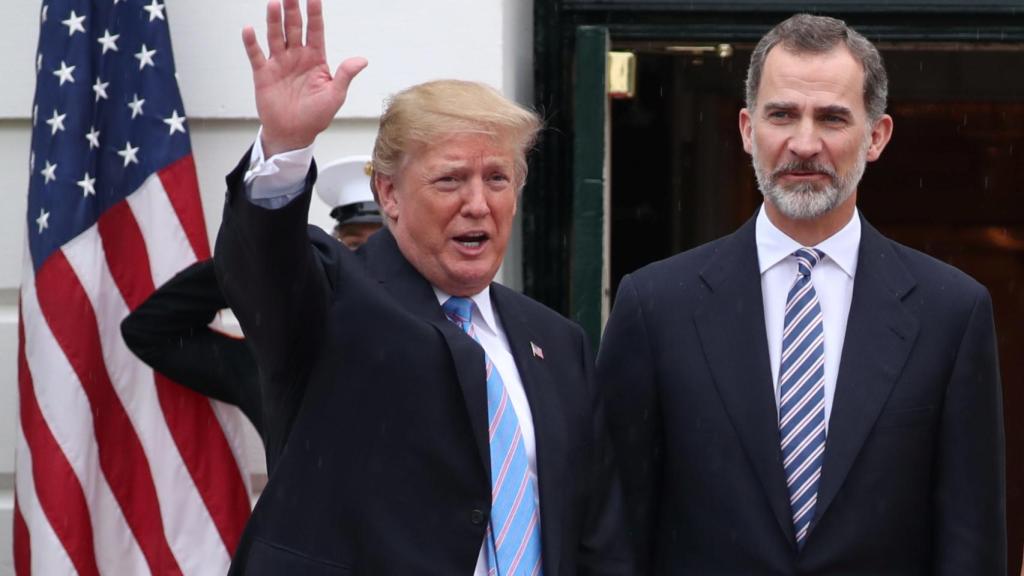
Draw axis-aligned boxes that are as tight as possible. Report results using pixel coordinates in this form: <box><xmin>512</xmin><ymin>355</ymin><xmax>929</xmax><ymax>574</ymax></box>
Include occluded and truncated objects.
<box><xmin>371</xmin><ymin>79</ymin><xmax>542</xmax><ymax>188</ymax></box>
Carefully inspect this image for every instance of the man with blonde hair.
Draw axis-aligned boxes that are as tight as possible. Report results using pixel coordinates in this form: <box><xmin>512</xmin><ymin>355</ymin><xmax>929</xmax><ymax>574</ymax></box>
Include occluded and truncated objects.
<box><xmin>214</xmin><ymin>0</ymin><xmax>630</xmax><ymax>574</ymax></box>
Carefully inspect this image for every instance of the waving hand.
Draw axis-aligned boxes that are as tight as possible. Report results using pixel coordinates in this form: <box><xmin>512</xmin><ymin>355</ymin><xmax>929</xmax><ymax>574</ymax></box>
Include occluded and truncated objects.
<box><xmin>242</xmin><ymin>0</ymin><xmax>367</xmax><ymax>157</ymax></box>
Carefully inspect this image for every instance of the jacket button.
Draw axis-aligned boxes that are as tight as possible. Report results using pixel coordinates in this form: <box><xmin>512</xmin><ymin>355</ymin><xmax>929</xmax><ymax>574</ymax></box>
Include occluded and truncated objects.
<box><xmin>471</xmin><ymin>509</ymin><xmax>486</xmax><ymax>525</ymax></box>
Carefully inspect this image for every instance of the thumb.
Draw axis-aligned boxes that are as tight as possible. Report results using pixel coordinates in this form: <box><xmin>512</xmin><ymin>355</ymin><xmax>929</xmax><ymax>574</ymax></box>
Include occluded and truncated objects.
<box><xmin>333</xmin><ymin>57</ymin><xmax>368</xmax><ymax>99</ymax></box>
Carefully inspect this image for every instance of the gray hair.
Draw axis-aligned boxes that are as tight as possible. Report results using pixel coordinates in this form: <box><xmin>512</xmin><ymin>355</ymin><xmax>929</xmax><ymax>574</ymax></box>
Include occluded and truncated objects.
<box><xmin>745</xmin><ymin>14</ymin><xmax>889</xmax><ymax>122</ymax></box>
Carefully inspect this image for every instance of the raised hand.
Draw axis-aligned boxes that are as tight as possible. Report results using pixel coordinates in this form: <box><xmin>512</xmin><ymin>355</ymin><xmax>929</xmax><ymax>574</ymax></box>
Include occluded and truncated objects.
<box><xmin>242</xmin><ymin>0</ymin><xmax>367</xmax><ymax>157</ymax></box>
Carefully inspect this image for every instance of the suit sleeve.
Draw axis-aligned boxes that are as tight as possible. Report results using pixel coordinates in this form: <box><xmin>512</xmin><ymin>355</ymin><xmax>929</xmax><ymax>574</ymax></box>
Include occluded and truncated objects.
<box><xmin>576</xmin><ymin>324</ymin><xmax>634</xmax><ymax>576</ymax></box>
<box><xmin>596</xmin><ymin>274</ymin><xmax>662</xmax><ymax>576</ymax></box>
<box><xmin>120</xmin><ymin>259</ymin><xmax>262</xmax><ymax>432</ymax></box>
<box><xmin>214</xmin><ymin>148</ymin><xmax>332</xmax><ymax>442</ymax></box>
<box><xmin>933</xmin><ymin>287</ymin><xmax>1006</xmax><ymax>575</ymax></box>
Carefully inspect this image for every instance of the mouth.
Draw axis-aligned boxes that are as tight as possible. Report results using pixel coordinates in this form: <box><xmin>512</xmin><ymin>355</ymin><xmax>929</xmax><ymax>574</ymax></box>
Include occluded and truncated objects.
<box><xmin>453</xmin><ymin>232</ymin><xmax>490</xmax><ymax>249</ymax></box>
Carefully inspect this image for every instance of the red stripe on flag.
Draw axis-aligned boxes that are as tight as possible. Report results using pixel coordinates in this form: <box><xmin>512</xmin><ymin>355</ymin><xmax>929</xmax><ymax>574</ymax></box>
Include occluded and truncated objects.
<box><xmin>160</xmin><ymin>155</ymin><xmax>211</xmax><ymax>260</ymax></box>
<box><xmin>17</xmin><ymin>313</ymin><xmax>98</xmax><ymax>576</ymax></box>
<box><xmin>13</xmin><ymin>495</ymin><xmax>30</xmax><ymax>576</ymax></box>
<box><xmin>99</xmin><ymin>202</ymin><xmax>249</xmax><ymax>553</ymax></box>
<box><xmin>35</xmin><ymin>252</ymin><xmax>183</xmax><ymax>576</ymax></box>
<box><xmin>97</xmin><ymin>202</ymin><xmax>153</xmax><ymax>311</ymax></box>
<box><xmin>154</xmin><ymin>373</ymin><xmax>250</xmax><ymax>552</ymax></box>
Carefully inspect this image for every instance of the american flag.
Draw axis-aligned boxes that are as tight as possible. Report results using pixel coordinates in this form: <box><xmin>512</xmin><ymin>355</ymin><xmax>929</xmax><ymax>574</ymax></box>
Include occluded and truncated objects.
<box><xmin>16</xmin><ymin>1</ymin><xmax>251</xmax><ymax>574</ymax></box>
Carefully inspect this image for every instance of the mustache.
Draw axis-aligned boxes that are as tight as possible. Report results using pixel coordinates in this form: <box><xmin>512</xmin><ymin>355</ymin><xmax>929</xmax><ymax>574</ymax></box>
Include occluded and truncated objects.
<box><xmin>771</xmin><ymin>160</ymin><xmax>837</xmax><ymax>181</ymax></box>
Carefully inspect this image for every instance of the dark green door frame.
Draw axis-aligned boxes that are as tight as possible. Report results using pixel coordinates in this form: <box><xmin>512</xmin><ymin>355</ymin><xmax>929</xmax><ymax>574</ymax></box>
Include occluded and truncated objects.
<box><xmin>571</xmin><ymin>27</ymin><xmax>609</xmax><ymax>350</ymax></box>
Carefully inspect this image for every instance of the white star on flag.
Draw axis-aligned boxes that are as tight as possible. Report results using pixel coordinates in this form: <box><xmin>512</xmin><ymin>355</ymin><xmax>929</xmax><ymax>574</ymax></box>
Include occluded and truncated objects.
<box><xmin>128</xmin><ymin>94</ymin><xmax>145</xmax><ymax>118</ymax></box>
<box><xmin>37</xmin><ymin>53</ymin><xmax>43</xmax><ymax>73</ymax></box>
<box><xmin>53</xmin><ymin>61</ymin><xmax>76</xmax><ymax>86</ymax></box>
<box><xmin>97</xmin><ymin>29</ymin><xmax>120</xmax><ymax>54</ymax></box>
<box><xmin>40</xmin><ymin>161</ymin><xmax>58</xmax><ymax>184</ymax></box>
<box><xmin>117</xmin><ymin>141</ymin><xmax>139</xmax><ymax>166</ymax></box>
<box><xmin>163</xmin><ymin>110</ymin><xmax>187</xmax><ymax>135</ymax></box>
<box><xmin>41</xmin><ymin>4</ymin><xmax>48</xmax><ymax>23</ymax></box>
<box><xmin>143</xmin><ymin>0</ymin><xmax>166</xmax><ymax>22</ymax></box>
<box><xmin>45</xmin><ymin>110</ymin><xmax>66</xmax><ymax>135</ymax></box>
<box><xmin>77</xmin><ymin>173</ymin><xmax>97</xmax><ymax>197</ymax></box>
<box><xmin>61</xmin><ymin>10</ymin><xmax>86</xmax><ymax>36</ymax></box>
<box><xmin>135</xmin><ymin>44</ymin><xmax>157</xmax><ymax>70</ymax></box>
<box><xmin>35</xmin><ymin>208</ymin><xmax>50</xmax><ymax>232</ymax></box>
<box><xmin>85</xmin><ymin>127</ymin><xmax>100</xmax><ymax>149</ymax></box>
<box><xmin>93</xmin><ymin>78</ymin><xmax>109</xmax><ymax>101</ymax></box>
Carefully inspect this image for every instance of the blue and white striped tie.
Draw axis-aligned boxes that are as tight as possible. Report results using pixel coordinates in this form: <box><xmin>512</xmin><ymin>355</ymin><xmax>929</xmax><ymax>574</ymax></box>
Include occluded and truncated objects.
<box><xmin>778</xmin><ymin>248</ymin><xmax>827</xmax><ymax>548</ymax></box>
<box><xmin>443</xmin><ymin>297</ymin><xmax>544</xmax><ymax>576</ymax></box>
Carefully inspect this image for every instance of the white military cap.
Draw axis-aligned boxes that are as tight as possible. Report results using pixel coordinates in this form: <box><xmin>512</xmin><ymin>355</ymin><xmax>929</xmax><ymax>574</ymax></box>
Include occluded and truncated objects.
<box><xmin>316</xmin><ymin>155</ymin><xmax>383</xmax><ymax>225</ymax></box>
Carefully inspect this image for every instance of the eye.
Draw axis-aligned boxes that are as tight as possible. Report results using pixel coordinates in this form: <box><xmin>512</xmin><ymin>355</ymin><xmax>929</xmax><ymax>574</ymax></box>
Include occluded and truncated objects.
<box><xmin>822</xmin><ymin>114</ymin><xmax>847</xmax><ymax>124</ymax></box>
<box><xmin>433</xmin><ymin>175</ymin><xmax>460</xmax><ymax>190</ymax></box>
<box><xmin>485</xmin><ymin>171</ymin><xmax>512</xmax><ymax>189</ymax></box>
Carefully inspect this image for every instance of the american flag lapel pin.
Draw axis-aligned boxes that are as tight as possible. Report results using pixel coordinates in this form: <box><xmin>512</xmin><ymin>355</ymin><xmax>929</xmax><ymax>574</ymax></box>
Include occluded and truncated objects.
<box><xmin>530</xmin><ymin>341</ymin><xmax>544</xmax><ymax>359</ymax></box>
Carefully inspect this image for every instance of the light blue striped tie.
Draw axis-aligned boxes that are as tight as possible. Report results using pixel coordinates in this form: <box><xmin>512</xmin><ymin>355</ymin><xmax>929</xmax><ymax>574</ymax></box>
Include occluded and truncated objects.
<box><xmin>778</xmin><ymin>248</ymin><xmax>827</xmax><ymax>548</ymax></box>
<box><xmin>443</xmin><ymin>297</ymin><xmax>544</xmax><ymax>576</ymax></box>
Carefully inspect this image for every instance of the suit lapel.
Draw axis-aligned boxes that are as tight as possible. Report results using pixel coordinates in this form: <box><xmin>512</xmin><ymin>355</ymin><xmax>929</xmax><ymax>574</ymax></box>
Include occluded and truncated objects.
<box><xmin>490</xmin><ymin>285</ymin><xmax>566</xmax><ymax>576</ymax></box>
<box><xmin>362</xmin><ymin>230</ymin><xmax>491</xmax><ymax>477</ymax></box>
<box><xmin>811</xmin><ymin>218</ymin><xmax>918</xmax><ymax>531</ymax></box>
<box><xmin>692</xmin><ymin>216</ymin><xmax>796</xmax><ymax>546</ymax></box>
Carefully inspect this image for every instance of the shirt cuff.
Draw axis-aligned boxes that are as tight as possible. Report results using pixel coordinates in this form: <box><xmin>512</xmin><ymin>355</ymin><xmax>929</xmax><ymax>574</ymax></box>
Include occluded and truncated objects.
<box><xmin>243</xmin><ymin>127</ymin><xmax>315</xmax><ymax>209</ymax></box>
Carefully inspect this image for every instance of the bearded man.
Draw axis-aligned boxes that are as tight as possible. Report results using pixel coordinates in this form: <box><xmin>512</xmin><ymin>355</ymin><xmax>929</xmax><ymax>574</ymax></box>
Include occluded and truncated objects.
<box><xmin>596</xmin><ymin>13</ymin><xmax>1006</xmax><ymax>575</ymax></box>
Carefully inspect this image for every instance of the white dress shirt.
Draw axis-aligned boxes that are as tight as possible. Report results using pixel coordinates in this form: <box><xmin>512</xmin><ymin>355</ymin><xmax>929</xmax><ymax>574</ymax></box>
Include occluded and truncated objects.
<box><xmin>756</xmin><ymin>204</ymin><xmax>860</xmax><ymax>430</ymax></box>
<box><xmin>243</xmin><ymin>135</ymin><xmax>537</xmax><ymax>575</ymax></box>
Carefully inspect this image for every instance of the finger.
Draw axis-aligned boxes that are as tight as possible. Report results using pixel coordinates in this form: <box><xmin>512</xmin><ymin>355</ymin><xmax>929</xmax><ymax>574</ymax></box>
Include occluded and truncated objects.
<box><xmin>282</xmin><ymin>0</ymin><xmax>304</xmax><ymax>49</ymax></box>
<box><xmin>242</xmin><ymin>26</ymin><xmax>267</xmax><ymax>71</ymax></box>
<box><xmin>266</xmin><ymin>0</ymin><xmax>285</xmax><ymax>57</ymax></box>
<box><xmin>306</xmin><ymin>0</ymin><xmax>325</xmax><ymax>57</ymax></box>
<box><xmin>332</xmin><ymin>57</ymin><xmax>368</xmax><ymax>98</ymax></box>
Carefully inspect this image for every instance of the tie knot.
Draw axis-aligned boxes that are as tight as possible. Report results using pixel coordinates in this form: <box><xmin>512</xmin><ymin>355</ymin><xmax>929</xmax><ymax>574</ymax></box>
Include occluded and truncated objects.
<box><xmin>442</xmin><ymin>296</ymin><xmax>474</xmax><ymax>331</ymax></box>
<box><xmin>793</xmin><ymin>248</ymin><xmax>824</xmax><ymax>277</ymax></box>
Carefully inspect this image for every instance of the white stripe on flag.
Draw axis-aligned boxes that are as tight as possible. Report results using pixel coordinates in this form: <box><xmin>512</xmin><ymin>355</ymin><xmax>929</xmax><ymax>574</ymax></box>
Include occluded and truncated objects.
<box><xmin>21</xmin><ymin>254</ymin><xmax>151</xmax><ymax>575</ymax></box>
<box><xmin>61</xmin><ymin>228</ymin><xmax>232</xmax><ymax>574</ymax></box>
<box><xmin>127</xmin><ymin>172</ymin><xmax>198</xmax><ymax>287</ymax></box>
<box><xmin>15</xmin><ymin>425</ymin><xmax>78</xmax><ymax>576</ymax></box>
<box><xmin>130</xmin><ymin>171</ymin><xmax>255</xmax><ymax>500</ymax></box>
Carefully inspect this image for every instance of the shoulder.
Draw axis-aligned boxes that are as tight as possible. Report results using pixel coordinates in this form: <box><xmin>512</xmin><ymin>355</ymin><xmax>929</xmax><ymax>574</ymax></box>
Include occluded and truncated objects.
<box><xmin>490</xmin><ymin>283</ymin><xmax>588</xmax><ymax>344</ymax></box>
<box><xmin>618</xmin><ymin>231</ymin><xmax>737</xmax><ymax>301</ymax></box>
<box><xmin>891</xmin><ymin>240</ymin><xmax>986</xmax><ymax>295</ymax></box>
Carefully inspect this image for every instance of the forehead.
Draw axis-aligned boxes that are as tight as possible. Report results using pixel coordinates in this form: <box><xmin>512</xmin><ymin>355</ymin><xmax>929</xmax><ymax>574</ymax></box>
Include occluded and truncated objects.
<box><xmin>406</xmin><ymin>133</ymin><xmax>518</xmax><ymax>168</ymax></box>
<box><xmin>758</xmin><ymin>45</ymin><xmax>867</xmax><ymax>114</ymax></box>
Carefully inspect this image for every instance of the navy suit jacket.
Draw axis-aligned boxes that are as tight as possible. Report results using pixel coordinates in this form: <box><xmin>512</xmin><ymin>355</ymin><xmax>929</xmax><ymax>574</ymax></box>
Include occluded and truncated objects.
<box><xmin>597</xmin><ymin>214</ymin><xmax>1006</xmax><ymax>575</ymax></box>
<box><xmin>215</xmin><ymin>151</ymin><xmax>630</xmax><ymax>575</ymax></box>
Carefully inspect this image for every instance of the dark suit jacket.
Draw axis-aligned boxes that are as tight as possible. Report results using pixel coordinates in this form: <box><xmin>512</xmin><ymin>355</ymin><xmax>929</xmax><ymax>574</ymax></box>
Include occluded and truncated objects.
<box><xmin>214</xmin><ymin>152</ymin><xmax>630</xmax><ymax>575</ymax></box>
<box><xmin>120</xmin><ymin>260</ymin><xmax>268</xmax><ymax>457</ymax></box>
<box><xmin>597</xmin><ymin>214</ymin><xmax>1006</xmax><ymax>575</ymax></box>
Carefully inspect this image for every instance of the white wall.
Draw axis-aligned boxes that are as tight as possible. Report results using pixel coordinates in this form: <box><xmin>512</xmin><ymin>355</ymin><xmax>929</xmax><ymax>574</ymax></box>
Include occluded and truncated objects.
<box><xmin>0</xmin><ymin>1</ymin><xmax>532</xmax><ymax>573</ymax></box>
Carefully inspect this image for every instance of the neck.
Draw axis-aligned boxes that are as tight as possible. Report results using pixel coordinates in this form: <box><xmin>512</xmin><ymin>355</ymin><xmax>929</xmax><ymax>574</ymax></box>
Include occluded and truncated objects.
<box><xmin>764</xmin><ymin>193</ymin><xmax>857</xmax><ymax>246</ymax></box>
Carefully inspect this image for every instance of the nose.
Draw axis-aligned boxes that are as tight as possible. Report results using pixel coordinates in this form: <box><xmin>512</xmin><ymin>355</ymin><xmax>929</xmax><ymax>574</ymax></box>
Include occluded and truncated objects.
<box><xmin>787</xmin><ymin>117</ymin><xmax>823</xmax><ymax>159</ymax></box>
<box><xmin>460</xmin><ymin>178</ymin><xmax>490</xmax><ymax>218</ymax></box>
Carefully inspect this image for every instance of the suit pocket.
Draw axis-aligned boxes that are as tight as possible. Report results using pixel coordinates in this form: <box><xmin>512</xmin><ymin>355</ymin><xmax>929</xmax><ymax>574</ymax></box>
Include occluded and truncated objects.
<box><xmin>245</xmin><ymin>538</ymin><xmax>351</xmax><ymax>576</ymax></box>
<box><xmin>875</xmin><ymin>405</ymin><xmax>936</xmax><ymax>429</ymax></box>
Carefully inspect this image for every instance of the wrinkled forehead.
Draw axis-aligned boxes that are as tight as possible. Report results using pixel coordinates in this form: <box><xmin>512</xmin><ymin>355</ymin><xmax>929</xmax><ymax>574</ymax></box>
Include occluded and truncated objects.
<box><xmin>397</xmin><ymin>132</ymin><xmax>524</xmax><ymax>172</ymax></box>
<box><xmin>758</xmin><ymin>45</ymin><xmax>867</xmax><ymax>112</ymax></box>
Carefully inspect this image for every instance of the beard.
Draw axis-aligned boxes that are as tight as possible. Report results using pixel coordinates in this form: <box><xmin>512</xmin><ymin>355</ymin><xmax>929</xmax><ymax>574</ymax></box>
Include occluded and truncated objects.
<box><xmin>752</xmin><ymin>135</ymin><xmax>869</xmax><ymax>220</ymax></box>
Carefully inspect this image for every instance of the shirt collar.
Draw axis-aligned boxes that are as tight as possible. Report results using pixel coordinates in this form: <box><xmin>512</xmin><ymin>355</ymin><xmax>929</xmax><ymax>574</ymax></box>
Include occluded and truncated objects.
<box><xmin>433</xmin><ymin>285</ymin><xmax>499</xmax><ymax>337</ymax></box>
<box><xmin>755</xmin><ymin>203</ymin><xmax>861</xmax><ymax>278</ymax></box>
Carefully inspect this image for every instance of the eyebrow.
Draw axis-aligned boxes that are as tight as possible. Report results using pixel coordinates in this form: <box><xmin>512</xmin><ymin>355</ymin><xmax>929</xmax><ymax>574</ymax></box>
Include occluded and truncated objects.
<box><xmin>762</xmin><ymin>101</ymin><xmax>854</xmax><ymax>117</ymax></box>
